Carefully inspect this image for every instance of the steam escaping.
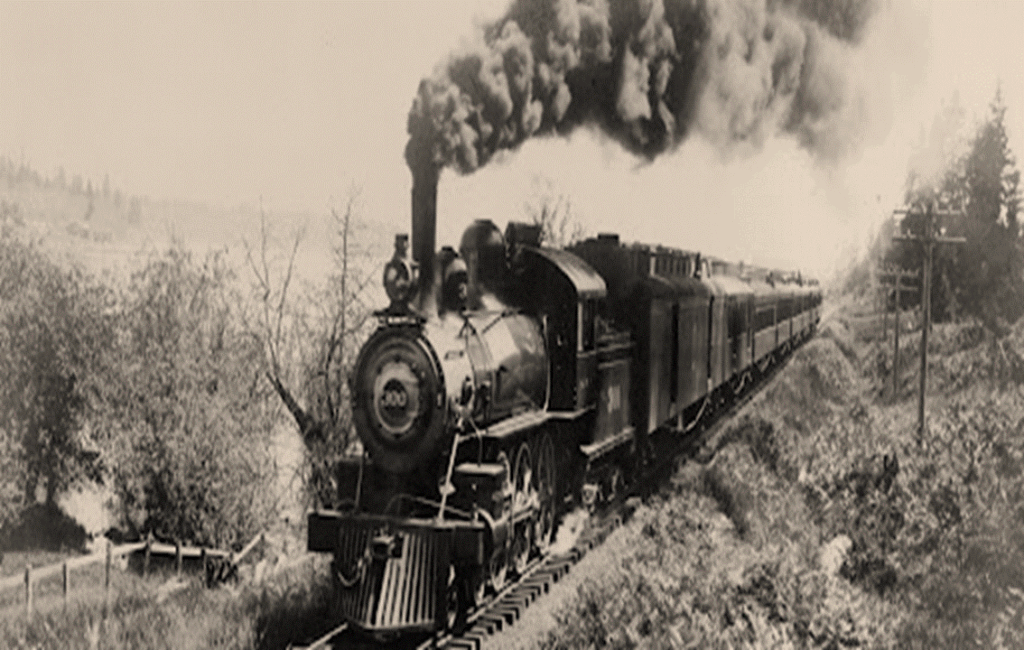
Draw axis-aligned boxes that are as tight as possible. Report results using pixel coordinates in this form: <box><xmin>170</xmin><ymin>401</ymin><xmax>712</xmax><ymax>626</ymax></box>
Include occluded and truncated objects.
<box><xmin>406</xmin><ymin>0</ymin><xmax>879</xmax><ymax>175</ymax></box>
<box><xmin>550</xmin><ymin>507</ymin><xmax>590</xmax><ymax>555</ymax></box>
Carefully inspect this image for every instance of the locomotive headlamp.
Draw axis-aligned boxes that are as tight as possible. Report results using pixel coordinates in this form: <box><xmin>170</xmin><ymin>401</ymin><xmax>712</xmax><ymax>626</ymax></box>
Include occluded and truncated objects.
<box><xmin>384</xmin><ymin>259</ymin><xmax>415</xmax><ymax>303</ymax></box>
<box><xmin>384</xmin><ymin>234</ymin><xmax>417</xmax><ymax>306</ymax></box>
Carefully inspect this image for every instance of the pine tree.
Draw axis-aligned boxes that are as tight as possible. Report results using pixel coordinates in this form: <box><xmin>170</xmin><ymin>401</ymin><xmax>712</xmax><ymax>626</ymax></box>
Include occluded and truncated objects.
<box><xmin>899</xmin><ymin>88</ymin><xmax>1023</xmax><ymax>329</ymax></box>
<box><xmin>955</xmin><ymin>87</ymin><xmax>1024</xmax><ymax>329</ymax></box>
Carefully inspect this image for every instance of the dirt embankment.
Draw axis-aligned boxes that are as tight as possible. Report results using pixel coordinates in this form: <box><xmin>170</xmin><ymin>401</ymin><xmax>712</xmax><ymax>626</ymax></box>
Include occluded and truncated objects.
<box><xmin>527</xmin><ymin>300</ymin><xmax>1024</xmax><ymax>650</ymax></box>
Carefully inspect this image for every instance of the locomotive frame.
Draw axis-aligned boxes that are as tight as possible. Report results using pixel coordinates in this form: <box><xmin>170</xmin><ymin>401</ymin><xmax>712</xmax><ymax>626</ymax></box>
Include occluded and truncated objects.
<box><xmin>307</xmin><ymin>195</ymin><xmax>821</xmax><ymax>640</ymax></box>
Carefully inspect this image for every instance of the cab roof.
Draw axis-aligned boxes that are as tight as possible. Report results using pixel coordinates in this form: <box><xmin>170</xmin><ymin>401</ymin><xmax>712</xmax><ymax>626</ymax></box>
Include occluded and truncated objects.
<box><xmin>525</xmin><ymin>247</ymin><xmax>607</xmax><ymax>300</ymax></box>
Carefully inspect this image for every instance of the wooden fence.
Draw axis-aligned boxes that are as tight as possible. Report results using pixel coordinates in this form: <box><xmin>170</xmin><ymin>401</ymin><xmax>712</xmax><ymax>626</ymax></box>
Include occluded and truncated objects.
<box><xmin>0</xmin><ymin>531</ymin><xmax>265</xmax><ymax>620</ymax></box>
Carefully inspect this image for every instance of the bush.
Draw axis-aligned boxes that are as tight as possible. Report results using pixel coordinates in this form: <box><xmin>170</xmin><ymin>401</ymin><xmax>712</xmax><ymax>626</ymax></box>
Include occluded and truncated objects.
<box><xmin>1</xmin><ymin>503</ymin><xmax>87</xmax><ymax>552</ymax></box>
<box><xmin>92</xmin><ymin>247</ymin><xmax>280</xmax><ymax>548</ymax></box>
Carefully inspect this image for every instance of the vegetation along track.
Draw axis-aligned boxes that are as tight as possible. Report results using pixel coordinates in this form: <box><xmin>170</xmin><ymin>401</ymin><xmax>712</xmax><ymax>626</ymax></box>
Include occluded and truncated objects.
<box><xmin>291</xmin><ymin>335</ymin><xmax>807</xmax><ymax>650</ymax></box>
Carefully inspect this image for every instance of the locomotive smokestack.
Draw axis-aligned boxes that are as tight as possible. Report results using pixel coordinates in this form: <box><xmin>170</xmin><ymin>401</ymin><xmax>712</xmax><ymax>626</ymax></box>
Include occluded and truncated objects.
<box><xmin>410</xmin><ymin>162</ymin><xmax>440</xmax><ymax>297</ymax></box>
<box><xmin>406</xmin><ymin>127</ymin><xmax>441</xmax><ymax>300</ymax></box>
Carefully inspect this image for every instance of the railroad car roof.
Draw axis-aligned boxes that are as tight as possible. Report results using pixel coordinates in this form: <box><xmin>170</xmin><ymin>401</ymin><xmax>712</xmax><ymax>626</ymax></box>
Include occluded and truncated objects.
<box><xmin>748</xmin><ymin>279</ymin><xmax>783</xmax><ymax>297</ymax></box>
<box><xmin>648</xmin><ymin>272</ymin><xmax>712</xmax><ymax>299</ymax></box>
<box><xmin>703</xmin><ymin>275</ymin><xmax>754</xmax><ymax>297</ymax></box>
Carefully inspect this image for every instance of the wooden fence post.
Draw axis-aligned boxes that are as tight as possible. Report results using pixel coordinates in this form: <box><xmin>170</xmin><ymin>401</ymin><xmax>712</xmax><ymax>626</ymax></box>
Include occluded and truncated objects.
<box><xmin>105</xmin><ymin>541</ymin><xmax>112</xmax><ymax>589</ymax></box>
<box><xmin>143</xmin><ymin>532</ymin><xmax>152</xmax><ymax>578</ymax></box>
<box><xmin>104</xmin><ymin>540</ymin><xmax>112</xmax><ymax>619</ymax></box>
<box><xmin>201</xmin><ymin>548</ymin><xmax>208</xmax><ymax>588</ymax></box>
<box><xmin>63</xmin><ymin>560</ymin><xmax>69</xmax><ymax>610</ymax></box>
<box><xmin>225</xmin><ymin>551</ymin><xmax>234</xmax><ymax>585</ymax></box>
<box><xmin>175</xmin><ymin>539</ymin><xmax>182</xmax><ymax>577</ymax></box>
<box><xmin>24</xmin><ymin>565</ymin><xmax>32</xmax><ymax>620</ymax></box>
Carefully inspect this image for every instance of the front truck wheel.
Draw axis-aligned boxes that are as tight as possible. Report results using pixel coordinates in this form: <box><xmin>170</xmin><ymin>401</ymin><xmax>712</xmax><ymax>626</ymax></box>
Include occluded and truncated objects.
<box><xmin>445</xmin><ymin>565</ymin><xmax>470</xmax><ymax>635</ymax></box>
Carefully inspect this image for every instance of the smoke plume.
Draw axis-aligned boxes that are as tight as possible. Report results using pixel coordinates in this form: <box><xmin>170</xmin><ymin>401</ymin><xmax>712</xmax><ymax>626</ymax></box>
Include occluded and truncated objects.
<box><xmin>406</xmin><ymin>0</ymin><xmax>879</xmax><ymax>175</ymax></box>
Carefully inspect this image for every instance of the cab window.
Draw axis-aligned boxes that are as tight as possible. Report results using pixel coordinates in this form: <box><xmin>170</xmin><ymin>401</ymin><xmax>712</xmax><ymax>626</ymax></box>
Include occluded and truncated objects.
<box><xmin>577</xmin><ymin>300</ymin><xmax>596</xmax><ymax>352</ymax></box>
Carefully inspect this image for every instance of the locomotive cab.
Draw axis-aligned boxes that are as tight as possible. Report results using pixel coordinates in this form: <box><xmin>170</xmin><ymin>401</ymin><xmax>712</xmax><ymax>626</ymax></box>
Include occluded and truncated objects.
<box><xmin>512</xmin><ymin>245</ymin><xmax>606</xmax><ymax>413</ymax></box>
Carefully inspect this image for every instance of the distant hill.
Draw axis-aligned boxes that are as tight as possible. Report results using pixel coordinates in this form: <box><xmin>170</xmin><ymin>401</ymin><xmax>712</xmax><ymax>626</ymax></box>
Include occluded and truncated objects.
<box><xmin>0</xmin><ymin>155</ymin><xmax>388</xmax><ymax>285</ymax></box>
<box><xmin>1</xmin><ymin>155</ymin><xmax>151</xmax><ymax>271</ymax></box>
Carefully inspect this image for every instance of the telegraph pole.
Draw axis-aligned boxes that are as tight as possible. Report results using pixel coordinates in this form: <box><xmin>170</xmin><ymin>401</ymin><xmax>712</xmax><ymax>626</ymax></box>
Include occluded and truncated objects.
<box><xmin>892</xmin><ymin>203</ymin><xmax>966</xmax><ymax>439</ymax></box>
<box><xmin>878</xmin><ymin>266</ymin><xmax>919</xmax><ymax>401</ymax></box>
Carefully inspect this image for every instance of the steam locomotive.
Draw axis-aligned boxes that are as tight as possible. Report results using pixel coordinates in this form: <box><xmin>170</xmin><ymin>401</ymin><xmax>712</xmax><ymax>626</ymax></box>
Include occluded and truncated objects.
<box><xmin>307</xmin><ymin>177</ymin><xmax>822</xmax><ymax>639</ymax></box>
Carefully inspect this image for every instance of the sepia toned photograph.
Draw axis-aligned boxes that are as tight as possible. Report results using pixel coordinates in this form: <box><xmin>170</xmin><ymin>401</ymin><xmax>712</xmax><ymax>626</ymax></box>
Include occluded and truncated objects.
<box><xmin>1</xmin><ymin>1</ymin><xmax>1023</xmax><ymax>648</ymax></box>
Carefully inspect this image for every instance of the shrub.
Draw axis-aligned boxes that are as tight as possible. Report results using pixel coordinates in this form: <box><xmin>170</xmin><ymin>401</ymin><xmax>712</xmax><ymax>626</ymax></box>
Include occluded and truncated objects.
<box><xmin>93</xmin><ymin>247</ymin><xmax>280</xmax><ymax>548</ymax></box>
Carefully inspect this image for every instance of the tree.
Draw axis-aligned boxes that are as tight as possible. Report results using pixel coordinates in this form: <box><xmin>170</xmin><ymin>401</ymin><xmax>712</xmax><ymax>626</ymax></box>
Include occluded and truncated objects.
<box><xmin>954</xmin><ymin>88</ymin><xmax>1023</xmax><ymax>328</ymax></box>
<box><xmin>246</xmin><ymin>192</ymin><xmax>377</xmax><ymax>508</ymax></box>
<box><xmin>900</xmin><ymin>88</ymin><xmax>1023</xmax><ymax>329</ymax></box>
<box><xmin>0</xmin><ymin>235</ymin><xmax>108</xmax><ymax>512</ymax></box>
<box><xmin>0</xmin><ymin>416</ymin><xmax>24</xmax><ymax>531</ymax></box>
<box><xmin>523</xmin><ymin>175</ymin><xmax>586</xmax><ymax>247</ymax></box>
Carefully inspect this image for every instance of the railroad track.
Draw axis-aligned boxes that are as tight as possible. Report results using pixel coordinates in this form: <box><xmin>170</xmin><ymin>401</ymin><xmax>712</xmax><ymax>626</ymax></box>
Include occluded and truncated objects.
<box><xmin>291</xmin><ymin>510</ymin><xmax>626</xmax><ymax>650</ymax></box>
<box><xmin>293</xmin><ymin>341</ymin><xmax>804</xmax><ymax>650</ymax></box>
<box><xmin>424</xmin><ymin>508</ymin><xmax>629</xmax><ymax>650</ymax></box>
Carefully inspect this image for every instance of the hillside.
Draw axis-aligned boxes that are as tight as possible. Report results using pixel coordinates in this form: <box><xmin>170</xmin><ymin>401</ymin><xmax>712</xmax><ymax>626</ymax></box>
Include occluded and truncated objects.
<box><xmin>528</xmin><ymin>296</ymin><xmax>1024</xmax><ymax>649</ymax></box>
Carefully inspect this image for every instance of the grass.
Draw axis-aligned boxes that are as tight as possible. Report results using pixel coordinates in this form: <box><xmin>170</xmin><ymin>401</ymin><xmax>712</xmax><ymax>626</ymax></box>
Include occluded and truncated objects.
<box><xmin>0</xmin><ymin>553</ymin><xmax>335</xmax><ymax>650</ymax></box>
<box><xmin>1</xmin><ymin>549</ymin><xmax>85</xmax><ymax>579</ymax></box>
<box><xmin>0</xmin><ymin>553</ymin><xmax>133</xmax><ymax>614</ymax></box>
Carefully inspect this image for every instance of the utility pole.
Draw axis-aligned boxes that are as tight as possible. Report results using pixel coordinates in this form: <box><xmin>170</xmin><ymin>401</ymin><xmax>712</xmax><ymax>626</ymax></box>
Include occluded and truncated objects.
<box><xmin>879</xmin><ymin>280</ymin><xmax>888</xmax><ymax>338</ymax></box>
<box><xmin>878</xmin><ymin>266</ymin><xmax>919</xmax><ymax>401</ymax></box>
<box><xmin>892</xmin><ymin>203</ymin><xmax>966</xmax><ymax>439</ymax></box>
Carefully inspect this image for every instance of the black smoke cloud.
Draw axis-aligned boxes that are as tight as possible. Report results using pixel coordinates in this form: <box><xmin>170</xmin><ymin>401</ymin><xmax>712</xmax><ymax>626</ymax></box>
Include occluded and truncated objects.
<box><xmin>406</xmin><ymin>0</ymin><xmax>878</xmax><ymax>174</ymax></box>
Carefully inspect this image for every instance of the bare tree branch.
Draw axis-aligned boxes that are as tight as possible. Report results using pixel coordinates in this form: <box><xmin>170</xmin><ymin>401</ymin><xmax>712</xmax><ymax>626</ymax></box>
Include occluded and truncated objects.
<box><xmin>524</xmin><ymin>175</ymin><xmax>586</xmax><ymax>247</ymax></box>
<box><xmin>243</xmin><ymin>208</ymin><xmax>309</xmax><ymax>432</ymax></box>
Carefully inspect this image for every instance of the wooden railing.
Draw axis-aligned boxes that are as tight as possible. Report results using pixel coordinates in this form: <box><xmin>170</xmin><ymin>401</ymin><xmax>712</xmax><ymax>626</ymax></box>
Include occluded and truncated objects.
<box><xmin>0</xmin><ymin>531</ymin><xmax>265</xmax><ymax>620</ymax></box>
<box><xmin>0</xmin><ymin>540</ymin><xmax>144</xmax><ymax>618</ymax></box>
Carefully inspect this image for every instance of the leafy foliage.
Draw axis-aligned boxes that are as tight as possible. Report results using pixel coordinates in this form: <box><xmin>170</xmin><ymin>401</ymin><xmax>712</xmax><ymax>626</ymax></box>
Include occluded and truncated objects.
<box><xmin>94</xmin><ymin>246</ymin><xmax>280</xmax><ymax>548</ymax></box>
<box><xmin>0</xmin><ymin>231</ymin><xmax>109</xmax><ymax>525</ymax></box>
<box><xmin>0</xmin><ymin>419</ymin><xmax>25</xmax><ymax>532</ymax></box>
<box><xmin>2</xmin><ymin>161</ymin><xmax>381</xmax><ymax>548</ymax></box>
<box><xmin>544</xmin><ymin>298</ymin><xmax>1024</xmax><ymax>649</ymax></box>
<box><xmin>2</xmin><ymin>189</ymin><xmax>374</xmax><ymax>549</ymax></box>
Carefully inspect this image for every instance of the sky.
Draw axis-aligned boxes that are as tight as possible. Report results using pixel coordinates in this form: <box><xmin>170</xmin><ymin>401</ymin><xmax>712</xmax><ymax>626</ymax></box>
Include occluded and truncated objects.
<box><xmin>1</xmin><ymin>0</ymin><xmax>1023</xmax><ymax>280</ymax></box>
